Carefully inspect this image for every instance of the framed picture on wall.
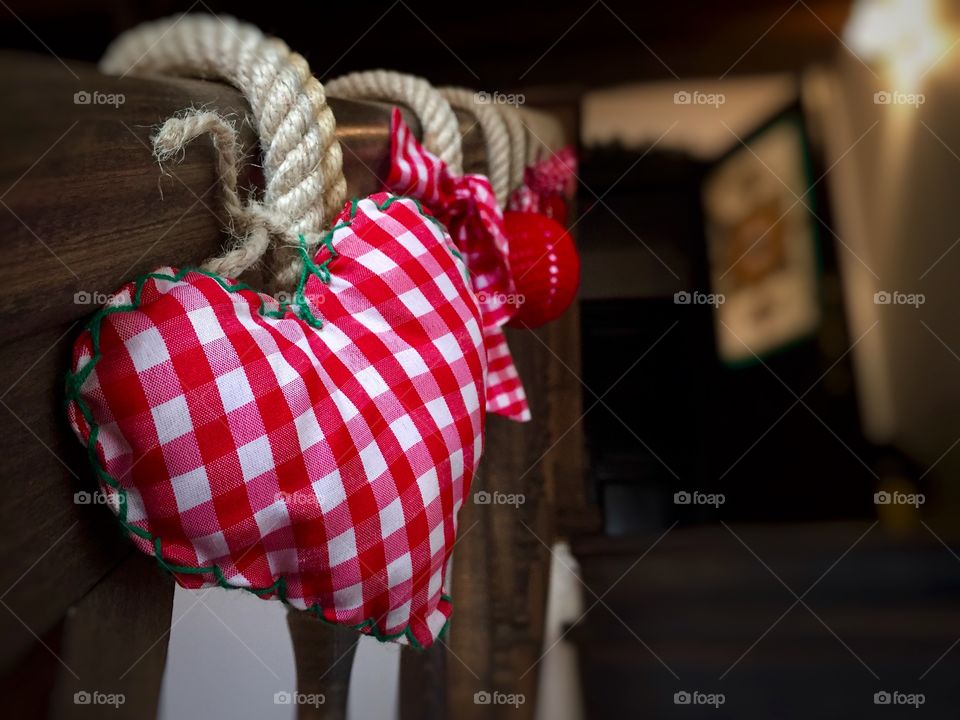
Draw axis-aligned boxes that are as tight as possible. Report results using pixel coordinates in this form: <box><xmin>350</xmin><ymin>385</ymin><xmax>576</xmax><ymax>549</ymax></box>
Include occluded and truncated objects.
<box><xmin>702</xmin><ymin>107</ymin><xmax>821</xmax><ymax>365</ymax></box>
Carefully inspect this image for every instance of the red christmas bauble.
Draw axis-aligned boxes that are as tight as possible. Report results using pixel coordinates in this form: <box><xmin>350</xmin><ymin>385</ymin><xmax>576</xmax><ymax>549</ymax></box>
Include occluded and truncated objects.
<box><xmin>541</xmin><ymin>194</ymin><xmax>569</xmax><ymax>226</ymax></box>
<box><xmin>504</xmin><ymin>210</ymin><xmax>580</xmax><ymax>329</ymax></box>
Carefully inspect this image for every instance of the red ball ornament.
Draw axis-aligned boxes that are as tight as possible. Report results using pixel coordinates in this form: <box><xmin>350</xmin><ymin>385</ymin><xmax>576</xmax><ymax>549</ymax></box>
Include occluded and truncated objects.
<box><xmin>504</xmin><ymin>210</ymin><xmax>580</xmax><ymax>329</ymax></box>
<box><xmin>541</xmin><ymin>194</ymin><xmax>569</xmax><ymax>226</ymax></box>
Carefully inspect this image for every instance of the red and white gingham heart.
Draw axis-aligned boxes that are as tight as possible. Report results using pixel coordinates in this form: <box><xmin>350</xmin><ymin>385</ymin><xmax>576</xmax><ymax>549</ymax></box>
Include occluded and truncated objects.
<box><xmin>65</xmin><ymin>193</ymin><xmax>486</xmax><ymax>648</ymax></box>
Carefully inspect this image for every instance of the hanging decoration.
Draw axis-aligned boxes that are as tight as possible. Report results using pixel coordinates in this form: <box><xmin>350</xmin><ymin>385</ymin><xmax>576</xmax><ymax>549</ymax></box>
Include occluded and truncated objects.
<box><xmin>62</xmin><ymin>11</ymin><xmax>582</xmax><ymax>649</ymax></box>
<box><xmin>505</xmin><ymin>146</ymin><xmax>581</xmax><ymax>328</ymax></box>
<box><xmin>66</xmin><ymin>14</ymin><xmax>489</xmax><ymax>649</ymax></box>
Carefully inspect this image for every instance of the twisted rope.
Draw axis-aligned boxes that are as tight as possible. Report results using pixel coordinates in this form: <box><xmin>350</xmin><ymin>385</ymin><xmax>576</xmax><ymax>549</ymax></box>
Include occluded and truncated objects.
<box><xmin>325</xmin><ymin>70</ymin><xmax>463</xmax><ymax>175</ymax></box>
<box><xmin>439</xmin><ymin>87</ymin><xmax>512</xmax><ymax>208</ymax></box>
<box><xmin>152</xmin><ymin>110</ymin><xmax>281</xmax><ymax>278</ymax></box>
<box><xmin>101</xmin><ymin>14</ymin><xmax>346</xmax><ymax>287</ymax></box>
<box><xmin>495</xmin><ymin>103</ymin><xmax>528</xmax><ymax>194</ymax></box>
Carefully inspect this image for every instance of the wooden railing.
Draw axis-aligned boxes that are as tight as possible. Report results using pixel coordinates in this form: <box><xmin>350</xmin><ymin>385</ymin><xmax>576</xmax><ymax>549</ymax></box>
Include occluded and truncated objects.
<box><xmin>0</xmin><ymin>51</ymin><xmax>591</xmax><ymax>719</ymax></box>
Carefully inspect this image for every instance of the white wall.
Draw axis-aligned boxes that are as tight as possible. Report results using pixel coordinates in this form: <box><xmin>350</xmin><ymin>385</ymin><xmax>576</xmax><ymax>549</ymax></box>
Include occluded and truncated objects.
<box><xmin>159</xmin><ymin>549</ymin><xmax>581</xmax><ymax>720</ymax></box>
<box><xmin>159</xmin><ymin>586</ymin><xmax>401</xmax><ymax>720</ymax></box>
<box><xmin>806</xmin><ymin>22</ymin><xmax>960</xmax><ymax>501</ymax></box>
<box><xmin>582</xmin><ymin>76</ymin><xmax>797</xmax><ymax>159</ymax></box>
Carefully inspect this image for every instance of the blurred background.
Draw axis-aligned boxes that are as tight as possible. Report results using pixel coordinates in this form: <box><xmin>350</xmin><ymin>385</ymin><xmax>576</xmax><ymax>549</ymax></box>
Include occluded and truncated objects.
<box><xmin>3</xmin><ymin>0</ymin><xmax>960</xmax><ymax>718</ymax></box>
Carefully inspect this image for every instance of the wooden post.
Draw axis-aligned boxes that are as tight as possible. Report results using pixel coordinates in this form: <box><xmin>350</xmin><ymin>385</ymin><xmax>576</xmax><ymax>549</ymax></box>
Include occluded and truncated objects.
<box><xmin>286</xmin><ymin>612</ymin><xmax>359</xmax><ymax>720</ymax></box>
<box><xmin>49</xmin><ymin>555</ymin><xmax>175</xmax><ymax>720</ymax></box>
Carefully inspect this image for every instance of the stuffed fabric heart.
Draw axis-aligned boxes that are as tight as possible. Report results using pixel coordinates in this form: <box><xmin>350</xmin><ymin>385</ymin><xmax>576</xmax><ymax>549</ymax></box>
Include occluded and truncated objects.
<box><xmin>388</xmin><ymin>108</ymin><xmax>531</xmax><ymax>422</ymax></box>
<box><xmin>65</xmin><ymin>193</ymin><xmax>486</xmax><ymax>648</ymax></box>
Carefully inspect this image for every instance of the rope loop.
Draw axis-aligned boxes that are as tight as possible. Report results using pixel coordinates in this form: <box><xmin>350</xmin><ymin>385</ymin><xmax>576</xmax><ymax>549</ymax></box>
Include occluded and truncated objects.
<box><xmin>102</xmin><ymin>14</ymin><xmax>346</xmax><ymax>287</ymax></box>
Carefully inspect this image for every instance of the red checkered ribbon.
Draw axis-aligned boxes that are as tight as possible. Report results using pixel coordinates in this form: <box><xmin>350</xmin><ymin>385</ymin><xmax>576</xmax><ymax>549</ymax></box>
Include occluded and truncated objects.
<box><xmin>387</xmin><ymin>108</ymin><xmax>531</xmax><ymax>423</ymax></box>
<box><xmin>65</xmin><ymin>194</ymin><xmax>486</xmax><ymax>648</ymax></box>
<box><xmin>507</xmin><ymin>145</ymin><xmax>578</xmax><ymax>222</ymax></box>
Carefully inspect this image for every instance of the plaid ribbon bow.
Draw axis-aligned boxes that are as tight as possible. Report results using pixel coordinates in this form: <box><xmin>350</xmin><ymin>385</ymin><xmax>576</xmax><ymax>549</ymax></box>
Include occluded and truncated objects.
<box><xmin>387</xmin><ymin>108</ymin><xmax>530</xmax><ymax>422</ymax></box>
<box><xmin>507</xmin><ymin>145</ymin><xmax>578</xmax><ymax>221</ymax></box>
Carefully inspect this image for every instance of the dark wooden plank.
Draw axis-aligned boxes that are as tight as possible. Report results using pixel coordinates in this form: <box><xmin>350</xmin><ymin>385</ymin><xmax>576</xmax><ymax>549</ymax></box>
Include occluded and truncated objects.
<box><xmin>0</xmin><ymin>51</ymin><xmax>423</xmax><ymax>673</ymax></box>
<box><xmin>49</xmin><ymin>554</ymin><xmax>175</xmax><ymax>720</ymax></box>
<box><xmin>0</xmin><ymin>615</ymin><xmax>63</xmax><ymax>719</ymax></box>
<box><xmin>0</xmin><ymin>323</ymin><xmax>130</xmax><ymax>675</ymax></box>
<box><xmin>544</xmin><ymin>298</ymin><xmax>597</xmax><ymax>536</ymax></box>
<box><xmin>483</xmin><ymin>328</ymin><xmax>556</xmax><ymax>711</ymax></box>
<box><xmin>571</xmin><ymin>523</ymin><xmax>960</xmax><ymax>720</ymax></box>
<box><xmin>285</xmin><ymin>611</ymin><xmax>358</xmax><ymax>720</ymax></box>
<box><xmin>525</xmin><ymin>97</ymin><xmax>598</xmax><ymax>537</ymax></box>
<box><xmin>399</xmin><ymin>644</ymin><xmax>448</xmax><ymax>720</ymax></box>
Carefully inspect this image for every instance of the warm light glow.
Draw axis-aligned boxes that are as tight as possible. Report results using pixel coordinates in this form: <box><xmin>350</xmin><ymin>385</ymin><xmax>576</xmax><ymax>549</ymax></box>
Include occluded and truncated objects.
<box><xmin>844</xmin><ymin>0</ymin><xmax>950</xmax><ymax>91</ymax></box>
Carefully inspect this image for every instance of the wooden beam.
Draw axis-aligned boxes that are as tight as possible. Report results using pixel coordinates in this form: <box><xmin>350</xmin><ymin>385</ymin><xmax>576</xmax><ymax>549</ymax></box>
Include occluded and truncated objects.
<box><xmin>0</xmin><ymin>51</ymin><xmax>424</xmax><ymax>343</ymax></box>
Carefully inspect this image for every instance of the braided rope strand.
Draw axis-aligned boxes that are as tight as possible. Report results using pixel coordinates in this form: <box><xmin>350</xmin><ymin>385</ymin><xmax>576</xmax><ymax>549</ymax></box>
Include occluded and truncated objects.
<box><xmin>152</xmin><ymin>111</ymin><xmax>282</xmax><ymax>278</ymax></box>
<box><xmin>496</xmin><ymin>103</ymin><xmax>528</xmax><ymax>193</ymax></box>
<box><xmin>325</xmin><ymin>69</ymin><xmax>463</xmax><ymax>175</ymax></box>
<box><xmin>101</xmin><ymin>14</ymin><xmax>346</xmax><ymax>287</ymax></box>
<box><xmin>440</xmin><ymin>86</ymin><xmax>511</xmax><ymax>208</ymax></box>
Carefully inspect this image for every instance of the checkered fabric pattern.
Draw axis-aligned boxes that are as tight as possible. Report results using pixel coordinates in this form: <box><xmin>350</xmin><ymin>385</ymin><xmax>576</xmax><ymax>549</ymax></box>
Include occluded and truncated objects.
<box><xmin>388</xmin><ymin>108</ymin><xmax>531</xmax><ymax>422</ymax></box>
<box><xmin>65</xmin><ymin>194</ymin><xmax>486</xmax><ymax>648</ymax></box>
<box><xmin>507</xmin><ymin>145</ymin><xmax>578</xmax><ymax>223</ymax></box>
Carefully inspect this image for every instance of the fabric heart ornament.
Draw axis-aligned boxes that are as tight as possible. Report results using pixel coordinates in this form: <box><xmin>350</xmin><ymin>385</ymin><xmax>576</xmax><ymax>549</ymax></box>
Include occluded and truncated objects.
<box><xmin>65</xmin><ymin>193</ymin><xmax>486</xmax><ymax>648</ymax></box>
<box><xmin>388</xmin><ymin>108</ymin><xmax>531</xmax><ymax>422</ymax></box>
